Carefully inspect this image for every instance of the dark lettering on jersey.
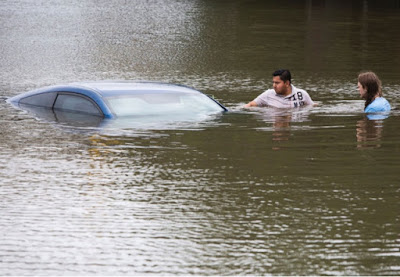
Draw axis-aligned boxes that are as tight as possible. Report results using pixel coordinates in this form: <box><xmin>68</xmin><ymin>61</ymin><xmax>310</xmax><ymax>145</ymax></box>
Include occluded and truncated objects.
<box><xmin>288</xmin><ymin>92</ymin><xmax>306</xmax><ymax>107</ymax></box>
<box><xmin>297</xmin><ymin>91</ymin><xmax>303</xmax><ymax>101</ymax></box>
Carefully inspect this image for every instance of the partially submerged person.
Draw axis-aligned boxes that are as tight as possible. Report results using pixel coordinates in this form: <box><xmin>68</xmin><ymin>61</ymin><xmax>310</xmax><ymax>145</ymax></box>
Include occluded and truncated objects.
<box><xmin>245</xmin><ymin>69</ymin><xmax>314</xmax><ymax>108</ymax></box>
<box><xmin>357</xmin><ymin>71</ymin><xmax>391</xmax><ymax>113</ymax></box>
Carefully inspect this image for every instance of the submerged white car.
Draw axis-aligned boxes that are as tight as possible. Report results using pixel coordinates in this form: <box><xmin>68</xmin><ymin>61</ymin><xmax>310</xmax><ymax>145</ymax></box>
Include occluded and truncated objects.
<box><xmin>8</xmin><ymin>81</ymin><xmax>227</xmax><ymax>119</ymax></box>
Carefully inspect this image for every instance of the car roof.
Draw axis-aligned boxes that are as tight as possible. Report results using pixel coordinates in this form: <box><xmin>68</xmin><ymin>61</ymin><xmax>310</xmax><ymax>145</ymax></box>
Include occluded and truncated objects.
<box><xmin>71</xmin><ymin>81</ymin><xmax>202</xmax><ymax>97</ymax></box>
<box><xmin>8</xmin><ymin>81</ymin><xmax>203</xmax><ymax>102</ymax></box>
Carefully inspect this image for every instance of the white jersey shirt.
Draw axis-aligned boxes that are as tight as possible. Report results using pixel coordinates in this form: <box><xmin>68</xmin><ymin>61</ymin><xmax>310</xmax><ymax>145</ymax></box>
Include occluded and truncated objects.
<box><xmin>254</xmin><ymin>85</ymin><xmax>314</xmax><ymax>108</ymax></box>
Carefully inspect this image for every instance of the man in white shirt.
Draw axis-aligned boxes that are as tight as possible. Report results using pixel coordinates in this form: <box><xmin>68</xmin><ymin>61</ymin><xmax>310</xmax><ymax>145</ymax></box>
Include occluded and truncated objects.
<box><xmin>245</xmin><ymin>69</ymin><xmax>314</xmax><ymax>108</ymax></box>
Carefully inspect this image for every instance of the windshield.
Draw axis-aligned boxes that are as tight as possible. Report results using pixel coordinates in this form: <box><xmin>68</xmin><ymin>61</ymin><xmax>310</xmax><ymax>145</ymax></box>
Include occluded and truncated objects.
<box><xmin>106</xmin><ymin>92</ymin><xmax>225</xmax><ymax>117</ymax></box>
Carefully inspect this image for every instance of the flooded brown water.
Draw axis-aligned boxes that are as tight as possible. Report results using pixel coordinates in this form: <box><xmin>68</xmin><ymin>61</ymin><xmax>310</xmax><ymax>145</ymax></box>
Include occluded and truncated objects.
<box><xmin>1</xmin><ymin>0</ymin><xmax>400</xmax><ymax>275</ymax></box>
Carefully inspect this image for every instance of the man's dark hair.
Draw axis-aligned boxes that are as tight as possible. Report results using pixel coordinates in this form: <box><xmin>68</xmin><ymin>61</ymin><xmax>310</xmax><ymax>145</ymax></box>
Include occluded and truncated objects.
<box><xmin>273</xmin><ymin>69</ymin><xmax>291</xmax><ymax>83</ymax></box>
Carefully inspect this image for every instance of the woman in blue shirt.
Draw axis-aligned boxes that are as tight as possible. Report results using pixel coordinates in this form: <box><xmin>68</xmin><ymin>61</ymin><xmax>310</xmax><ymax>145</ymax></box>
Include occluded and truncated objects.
<box><xmin>357</xmin><ymin>72</ymin><xmax>391</xmax><ymax>113</ymax></box>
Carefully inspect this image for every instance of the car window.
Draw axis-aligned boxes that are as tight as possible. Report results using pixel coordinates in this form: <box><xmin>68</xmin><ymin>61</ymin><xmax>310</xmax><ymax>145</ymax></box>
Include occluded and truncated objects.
<box><xmin>106</xmin><ymin>93</ymin><xmax>224</xmax><ymax>117</ymax></box>
<box><xmin>19</xmin><ymin>92</ymin><xmax>57</xmax><ymax>107</ymax></box>
<box><xmin>53</xmin><ymin>93</ymin><xmax>103</xmax><ymax>116</ymax></box>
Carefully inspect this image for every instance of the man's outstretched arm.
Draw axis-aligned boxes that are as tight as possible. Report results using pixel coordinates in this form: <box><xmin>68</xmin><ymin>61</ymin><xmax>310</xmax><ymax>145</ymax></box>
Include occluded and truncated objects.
<box><xmin>244</xmin><ymin>101</ymin><xmax>258</xmax><ymax>108</ymax></box>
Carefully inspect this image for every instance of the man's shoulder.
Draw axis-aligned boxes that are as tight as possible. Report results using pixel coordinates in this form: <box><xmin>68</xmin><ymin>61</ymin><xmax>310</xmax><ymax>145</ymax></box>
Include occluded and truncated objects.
<box><xmin>291</xmin><ymin>85</ymin><xmax>308</xmax><ymax>94</ymax></box>
<box><xmin>257</xmin><ymin>89</ymin><xmax>276</xmax><ymax>97</ymax></box>
<box><xmin>262</xmin><ymin>88</ymin><xmax>276</xmax><ymax>94</ymax></box>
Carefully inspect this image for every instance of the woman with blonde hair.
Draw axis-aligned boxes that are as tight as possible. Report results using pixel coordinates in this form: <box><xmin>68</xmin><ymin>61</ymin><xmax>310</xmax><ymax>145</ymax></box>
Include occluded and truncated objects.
<box><xmin>357</xmin><ymin>71</ymin><xmax>391</xmax><ymax>113</ymax></box>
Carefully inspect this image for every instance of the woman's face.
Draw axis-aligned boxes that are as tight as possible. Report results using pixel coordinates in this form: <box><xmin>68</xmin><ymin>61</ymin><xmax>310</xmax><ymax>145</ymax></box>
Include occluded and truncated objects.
<box><xmin>357</xmin><ymin>82</ymin><xmax>367</xmax><ymax>98</ymax></box>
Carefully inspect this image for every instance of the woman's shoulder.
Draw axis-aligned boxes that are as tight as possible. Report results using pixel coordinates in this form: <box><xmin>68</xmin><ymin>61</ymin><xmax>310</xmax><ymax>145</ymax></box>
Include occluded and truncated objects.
<box><xmin>365</xmin><ymin>97</ymin><xmax>391</xmax><ymax>113</ymax></box>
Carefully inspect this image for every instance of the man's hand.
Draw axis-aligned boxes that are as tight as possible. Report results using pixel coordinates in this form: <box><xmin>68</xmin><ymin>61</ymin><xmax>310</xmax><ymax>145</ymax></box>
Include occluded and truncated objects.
<box><xmin>244</xmin><ymin>101</ymin><xmax>258</xmax><ymax>108</ymax></box>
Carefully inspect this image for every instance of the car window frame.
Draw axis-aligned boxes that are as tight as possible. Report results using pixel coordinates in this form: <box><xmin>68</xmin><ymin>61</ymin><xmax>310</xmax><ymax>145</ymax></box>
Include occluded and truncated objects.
<box><xmin>53</xmin><ymin>92</ymin><xmax>104</xmax><ymax>117</ymax></box>
<box><xmin>19</xmin><ymin>92</ymin><xmax>58</xmax><ymax>108</ymax></box>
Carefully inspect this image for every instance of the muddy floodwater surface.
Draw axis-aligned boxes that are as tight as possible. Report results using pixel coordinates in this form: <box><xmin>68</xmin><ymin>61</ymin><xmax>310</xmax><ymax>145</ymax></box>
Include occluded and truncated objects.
<box><xmin>1</xmin><ymin>0</ymin><xmax>400</xmax><ymax>275</ymax></box>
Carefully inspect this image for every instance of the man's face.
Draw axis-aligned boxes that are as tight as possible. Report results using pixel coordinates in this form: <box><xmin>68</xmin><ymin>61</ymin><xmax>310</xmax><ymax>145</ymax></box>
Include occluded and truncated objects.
<box><xmin>273</xmin><ymin>76</ymin><xmax>290</xmax><ymax>96</ymax></box>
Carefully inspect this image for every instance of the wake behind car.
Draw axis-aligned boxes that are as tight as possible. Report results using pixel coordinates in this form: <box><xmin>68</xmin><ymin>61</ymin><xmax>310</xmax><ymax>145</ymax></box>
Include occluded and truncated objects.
<box><xmin>7</xmin><ymin>81</ymin><xmax>227</xmax><ymax>121</ymax></box>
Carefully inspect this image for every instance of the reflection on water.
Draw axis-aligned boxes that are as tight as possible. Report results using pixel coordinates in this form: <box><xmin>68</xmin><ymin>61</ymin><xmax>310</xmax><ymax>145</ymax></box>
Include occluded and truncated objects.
<box><xmin>11</xmin><ymin>102</ymin><xmax>226</xmax><ymax>134</ymax></box>
<box><xmin>17</xmin><ymin>104</ymin><xmax>104</xmax><ymax>127</ymax></box>
<box><xmin>1</xmin><ymin>0</ymin><xmax>400</xmax><ymax>275</ymax></box>
<box><xmin>356</xmin><ymin>116</ymin><xmax>384</xmax><ymax>149</ymax></box>
<box><xmin>271</xmin><ymin>113</ymin><xmax>292</xmax><ymax>144</ymax></box>
<box><xmin>252</xmin><ymin>106</ymin><xmax>313</xmax><ymax>150</ymax></box>
<box><xmin>1</xmin><ymin>99</ymin><xmax>400</xmax><ymax>275</ymax></box>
